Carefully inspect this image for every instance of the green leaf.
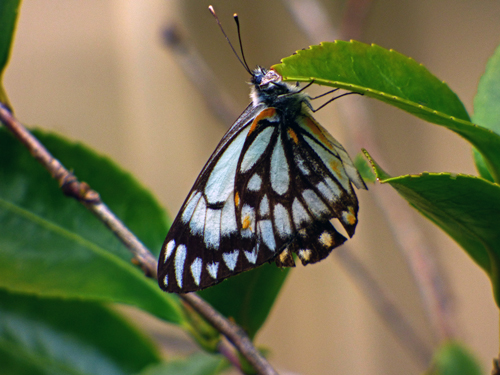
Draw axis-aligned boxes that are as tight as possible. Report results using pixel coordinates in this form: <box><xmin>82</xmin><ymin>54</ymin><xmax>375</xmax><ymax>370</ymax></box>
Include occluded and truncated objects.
<box><xmin>273</xmin><ymin>41</ymin><xmax>500</xmax><ymax>183</ymax></box>
<box><xmin>472</xmin><ymin>43</ymin><xmax>500</xmax><ymax>181</ymax></box>
<box><xmin>140</xmin><ymin>352</ymin><xmax>227</xmax><ymax>375</ymax></box>
<box><xmin>0</xmin><ymin>128</ymin><xmax>185</xmax><ymax>325</ymax></box>
<box><xmin>0</xmin><ymin>289</ymin><xmax>161</xmax><ymax>375</ymax></box>
<box><xmin>364</xmin><ymin>149</ymin><xmax>500</xmax><ymax>306</ymax></box>
<box><xmin>0</xmin><ymin>0</ymin><xmax>21</xmax><ymax>105</ymax></box>
<box><xmin>198</xmin><ymin>263</ymin><xmax>290</xmax><ymax>339</ymax></box>
<box><xmin>354</xmin><ymin>152</ymin><xmax>376</xmax><ymax>184</ymax></box>
<box><xmin>426</xmin><ymin>341</ymin><xmax>483</xmax><ymax>375</ymax></box>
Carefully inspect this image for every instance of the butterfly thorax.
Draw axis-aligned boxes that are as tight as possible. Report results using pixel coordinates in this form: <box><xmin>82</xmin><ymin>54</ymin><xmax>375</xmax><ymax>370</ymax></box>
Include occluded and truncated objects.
<box><xmin>250</xmin><ymin>67</ymin><xmax>310</xmax><ymax>121</ymax></box>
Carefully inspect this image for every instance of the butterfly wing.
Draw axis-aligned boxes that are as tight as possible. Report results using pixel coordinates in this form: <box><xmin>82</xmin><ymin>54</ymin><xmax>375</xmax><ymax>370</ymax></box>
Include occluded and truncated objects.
<box><xmin>158</xmin><ymin>103</ymin><xmax>366</xmax><ymax>293</ymax></box>
<box><xmin>158</xmin><ymin>103</ymin><xmax>277</xmax><ymax>293</ymax></box>
<box><xmin>234</xmin><ymin>110</ymin><xmax>366</xmax><ymax>269</ymax></box>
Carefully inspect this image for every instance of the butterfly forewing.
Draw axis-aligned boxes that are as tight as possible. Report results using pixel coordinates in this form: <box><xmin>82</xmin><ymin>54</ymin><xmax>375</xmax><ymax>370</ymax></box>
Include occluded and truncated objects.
<box><xmin>158</xmin><ymin>67</ymin><xmax>366</xmax><ymax>293</ymax></box>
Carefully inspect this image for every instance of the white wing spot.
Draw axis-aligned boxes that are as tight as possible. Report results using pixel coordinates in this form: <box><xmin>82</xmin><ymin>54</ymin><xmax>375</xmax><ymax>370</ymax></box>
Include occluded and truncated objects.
<box><xmin>259</xmin><ymin>195</ymin><xmax>270</xmax><ymax>217</ymax></box>
<box><xmin>204</xmin><ymin>208</ymin><xmax>221</xmax><ymax>249</ymax></box>
<box><xmin>240</xmin><ymin>127</ymin><xmax>274</xmax><ymax>173</ymax></box>
<box><xmin>163</xmin><ymin>274</ymin><xmax>168</xmax><ymax>286</ymax></box>
<box><xmin>205</xmin><ymin>128</ymin><xmax>249</xmax><ymax>204</ymax></box>
<box><xmin>302</xmin><ymin>189</ymin><xmax>330</xmax><ymax>218</ymax></box>
<box><xmin>174</xmin><ymin>245</ymin><xmax>187</xmax><ymax>288</ymax></box>
<box><xmin>190</xmin><ymin>257</ymin><xmax>202</xmax><ymax>286</ymax></box>
<box><xmin>298</xmin><ymin>249</ymin><xmax>312</xmax><ymax>261</ymax></box>
<box><xmin>206</xmin><ymin>262</ymin><xmax>219</xmax><ymax>279</ymax></box>
<box><xmin>292</xmin><ymin>198</ymin><xmax>311</xmax><ymax>229</ymax></box>
<box><xmin>221</xmin><ymin>193</ymin><xmax>237</xmax><ymax>237</ymax></box>
<box><xmin>317</xmin><ymin>181</ymin><xmax>336</xmax><ymax>202</ymax></box>
<box><xmin>323</xmin><ymin>177</ymin><xmax>342</xmax><ymax>200</ymax></box>
<box><xmin>181</xmin><ymin>191</ymin><xmax>202</xmax><ymax>223</ymax></box>
<box><xmin>270</xmin><ymin>136</ymin><xmax>290</xmax><ymax>195</ymax></box>
<box><xmin>164</xmin><ymin>239</ymin><xmax>176</xmax><ymax>263</ymax></box>
<box><xmin>223</xmin><ymin>250</ymin><xmax>239</xmax><ymax>271</ymax></box>
<box><xmin>295</xmin><ymin>152</ymin><xmax>310</xmax><ymax>176</ymax></box>
<box><xmin>247</xmin><ymin>173</ymin><xmax>262</xmax><ymax>191</ymax></box>
<box><xmin>258</xmin><ymin>220</ymin><xmax>276</xmax><ymax>251</ymax></box>
<box><xmin>274</xmin><ymin>203</ymin><xmax>292</xmax><ymax>238</ymax></box>
<box><xmin>189</xmin><ymin>197</ymin><xmax>207</xmax><ymax>235</ymax></box>
<box><xmin>244</xmin><ymin>247</ymin><xmax>258</xmax><ymax>264</ymax></box>
<box><xmin>319</xmin><ymin>231</ymin><xmax>333</xmax><ymax>247</ymax></box>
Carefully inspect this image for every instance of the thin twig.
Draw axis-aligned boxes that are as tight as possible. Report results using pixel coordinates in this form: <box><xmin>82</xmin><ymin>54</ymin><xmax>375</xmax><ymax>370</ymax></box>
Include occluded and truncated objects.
<box><xmin>334</xmin><ymin>245</ymin><xmax>433</xmax><ymax>366</ymax></box>
<box><xmin>0</xmin><ymin>103</ymin><xmax>278</xmax><ymax>375</ymax></box>
<box><xmin>162</xmin><ymin>23</ymin><xmax>241</xmax><ymax>126</ymax></box>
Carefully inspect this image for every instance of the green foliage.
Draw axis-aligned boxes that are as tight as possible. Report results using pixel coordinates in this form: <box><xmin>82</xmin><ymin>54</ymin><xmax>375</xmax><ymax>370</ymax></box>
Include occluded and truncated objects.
<box><xmin>275</xmin><ymin>40</ymin><xmax>500</xmax><ymax>310</ymax></box>
<box><xmin>199</xmin><ymin>262</ymin><xmax>289</xmax><ymax>339</ymax></box>
<box><xmin>0</xmin><ymin>0</ymin><xmax>20</xmax><ymax>105</ymax></box>
<box><xmin>1</xmin><ymin>1</ymin><xmax>499</xmax><ymax>373</ymax></box>
<box><xmin>425</xmin><ymin>341</ymin><xmax>483</xmax><ymax>375</ymax></box>
<box><xmin>273</xmin><ymin>40</ymin><xmax>500</xmax><ymax>183</ymax></box>
<box><xmin>365</xmin><ymin>150</ymin><xmax>500</xmax><ymax>304</ymax></box>
<box><xmin>473</xmin><ymin>44</ymin><xmax>500</xmax><ymax>182</ymax></box>
<box><xmin>0</xmin><ymin>128</ymin><xmax>184</xmax><ymax>324</ymax></box>
<box><xmin>0</xmin><ymin>289</ymin><xmax>161</xmax><ymax>375</ymax></box>
<box><xmin>140</xmin><ymin>352</ymin><xmax>227</xmax><ymax>375</ymax></box>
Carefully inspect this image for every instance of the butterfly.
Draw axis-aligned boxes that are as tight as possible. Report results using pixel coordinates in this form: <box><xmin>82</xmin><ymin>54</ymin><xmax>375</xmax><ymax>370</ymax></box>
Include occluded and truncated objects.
<box><xmin>158</xmin><ymin>9</ymin><xmax>367</xmax><ymax>294</ymax></box>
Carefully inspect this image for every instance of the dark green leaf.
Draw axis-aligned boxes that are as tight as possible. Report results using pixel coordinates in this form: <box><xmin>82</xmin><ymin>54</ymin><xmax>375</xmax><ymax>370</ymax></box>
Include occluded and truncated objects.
<box><xmin>140</xmin><ymin>352</ymin><xmax>227</xmax><ymax>375</ymax></box>
<box><xmin>0</xmin><ymin>0</ymin><xmax>21</xmax><ymax>105</ymax></box>
<box><xmin>364</xmin><ymin>150</ymin><xmax>500</xmax><ymax>306</ymax></box>
<box><xmin>0</xmin><ymin>289</ymin><xmax>160</xmax><ymax>375</ymax></box>
<box><xmin>199</xmin><ymin>263</ymin><xmax>290</xmax><ymax>339</ymax></box>
<box><xmin>472</xmin><ymin>43</ymin><xmax>500</xmax><ymax>181</ymax></box>
<box><xmin>273</xmin><ymin>41</ymin><xmax>500</xmax><ymax>182</ymax></box>
<box><xmin>426</xmin><ymin>341</ymin><xmax>482</xmax><ymax>375</ymax></box>
<box><xmin>0</xmin><ymin>128</ymin><xmax>184</xmax><ymax>325</ymax></box>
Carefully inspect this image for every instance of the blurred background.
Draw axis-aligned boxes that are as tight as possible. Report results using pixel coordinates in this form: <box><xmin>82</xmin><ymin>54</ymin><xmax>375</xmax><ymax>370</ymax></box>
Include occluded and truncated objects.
<box><xmin>4</xmin><ymin>1</ymin><xmax>500</xmax><ymax>374</ymax></box>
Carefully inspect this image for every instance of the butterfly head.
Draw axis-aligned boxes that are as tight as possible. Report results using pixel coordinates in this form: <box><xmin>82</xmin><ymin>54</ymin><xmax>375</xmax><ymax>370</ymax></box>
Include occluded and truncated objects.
<box><xmin>250</xmin><ymin>67</ymin><xmax>302</xmax><ymax>107</ymax></box>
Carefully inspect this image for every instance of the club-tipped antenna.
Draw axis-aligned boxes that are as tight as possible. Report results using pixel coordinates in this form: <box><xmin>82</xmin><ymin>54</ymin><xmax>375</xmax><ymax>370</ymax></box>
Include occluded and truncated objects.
<box><xmin>208</xmin><ymin>5</ymin><xmax>252</xmax><ymax>75</ymax></box>
<box><xmin>233</xmin><ymin>13</ymin><xmax>252</xmax><ymax>75</ymax></box>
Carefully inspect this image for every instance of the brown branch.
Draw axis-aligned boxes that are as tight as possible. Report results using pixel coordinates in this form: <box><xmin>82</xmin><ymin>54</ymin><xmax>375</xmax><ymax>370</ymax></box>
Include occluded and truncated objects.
<box><xmin>0</xmin><ymin>104</ymin><xmax>278</xmax><ymax>375</ymax></box>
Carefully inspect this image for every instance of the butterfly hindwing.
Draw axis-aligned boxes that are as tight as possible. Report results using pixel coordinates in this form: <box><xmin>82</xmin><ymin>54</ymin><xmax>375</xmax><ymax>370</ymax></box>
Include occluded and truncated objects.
<box><xmin>158</xmin><ymin>66</ymin><xmax>366</xmax><ymax>293</ymax></box>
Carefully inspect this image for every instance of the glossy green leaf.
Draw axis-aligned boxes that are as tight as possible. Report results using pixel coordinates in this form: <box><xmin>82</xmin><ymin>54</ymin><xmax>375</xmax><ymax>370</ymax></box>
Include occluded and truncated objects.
<box><xmin>273</xmin><ymin>41</ymin><xmax>500</xmax><ymax>182</ymax></box>
<box><xmin>0</xmin><ymin>128</ymin><xmax>184</xmax><ymax>325</ymax></box>
<box><xmin>472</xmin><ymin>43</ymin><xmax>500</xmax><ymax>182</ymax></box>
<box><xmin>364</xmin><ymin>150</ymin><xmax>500</xmax><ymax>306</ymax></box>
<box><xmin>140</xmin><ymin>352</ymin><xmax>226</xmax><ymax>375</ymax></box>
<box><xmin>0</xmin><ymin>0</ymin><xmax>21</xmax><ymax>105</ymax></box>
<box><xmin>426</xmin><ymin>341</ymin><xmax>482</xmax><ymax>375</ymax></box>
<box><xmin>199</xmin><ymin>263</ymin><xmax>290</xmax><ymax>339</ymax></box>
<box><xmin>0</xmin><ymin>289</ymin><xmax>160</xmax><ymax>375</ymax></box>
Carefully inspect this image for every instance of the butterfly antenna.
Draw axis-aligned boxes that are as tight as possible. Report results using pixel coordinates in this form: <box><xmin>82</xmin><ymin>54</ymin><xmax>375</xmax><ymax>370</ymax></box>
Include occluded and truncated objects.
<box><xmin>208</xmin><ymin>5</ymin><xmax>252</xmax><ymax>75</ymax></box>
<box><xmin>233</xmin><ymin>13</ymin><xmax>252</xmax><ymax>75</ymax></box>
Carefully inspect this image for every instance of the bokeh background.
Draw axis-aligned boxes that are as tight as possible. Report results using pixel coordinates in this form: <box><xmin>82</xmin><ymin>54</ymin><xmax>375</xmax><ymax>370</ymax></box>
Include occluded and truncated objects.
<box><xmin>4</xmin><ymin>1</ymin><xmax>500</xmax><ymax>374</ymax></box>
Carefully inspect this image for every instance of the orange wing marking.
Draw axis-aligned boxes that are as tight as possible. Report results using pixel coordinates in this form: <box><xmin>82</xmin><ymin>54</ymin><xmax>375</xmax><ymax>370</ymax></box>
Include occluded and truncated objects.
<box><xmin>303</xmin><ymin>117</ymin><xmax>332</xmax><ymax>150</ymax></box>
<box><xmin>248</xmin><ymin>108</ymin><xmax>276</xmax><ymax>136</ymax></box>
<box><xmin>329</xmin><ymin>159</ymin><xmax>342</xmax><ymax>175</ymax></box>
<box><xmin>242</xmin><ymin>215</ymin><xmax>252</xmax><ymax>230</ymax></box>
<box><xmin>343</xmin><ymin>207</ymin><xmax>357</xmax><ymax>225</ymax></box>
<box><xmin>287</xmin><ymin>128</ymin><xmax>299</xmax><ymax>144</ymax></box>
